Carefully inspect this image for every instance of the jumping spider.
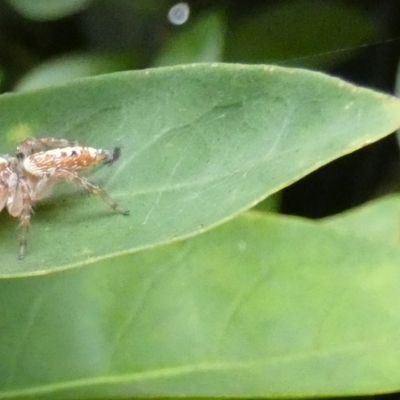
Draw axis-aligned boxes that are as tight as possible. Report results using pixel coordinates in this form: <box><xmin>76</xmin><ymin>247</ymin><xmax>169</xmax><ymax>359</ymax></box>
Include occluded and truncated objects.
<box><xmin>0</xmin><ymin>137</ymin><xmax>129</xmax><ymax>259</ymax></box>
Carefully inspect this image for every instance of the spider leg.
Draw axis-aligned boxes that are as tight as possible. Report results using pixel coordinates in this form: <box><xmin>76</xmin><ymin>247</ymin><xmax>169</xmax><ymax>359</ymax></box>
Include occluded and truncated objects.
<box><xmin>16</xmin><ymin>137</ymin><xmax>82</xmax><ymax>158</ymax></box>
<box><xmin>0</xmin><ymin>159</ymin><xmax>10</xmax><ymax>211</ymax></box>
<box><xmin>11</xmin><ymin>179</ymin><xmax>33</xmax><ymax>260</ymax></box>
<box><xmin>53</xmin><ymin>168</ymin><xmax>129</xmax><ymax>216</ymax></box>
<box><xmin>36</xmin><ymin>137</ymin><xmax>81</xmax><ymax>149</ymax></box>
<box><xmin>0</xmin><ymin>184</ymin><xmax>7</xmax><ymax>211</ymax></box>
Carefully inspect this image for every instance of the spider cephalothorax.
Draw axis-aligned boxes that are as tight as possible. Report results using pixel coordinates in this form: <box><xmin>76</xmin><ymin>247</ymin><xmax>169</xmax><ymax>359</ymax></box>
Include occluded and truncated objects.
<box><xmin>0</xmin><ymin>137</ymin><xmax>129</xmax><ymax>259</ymax></box>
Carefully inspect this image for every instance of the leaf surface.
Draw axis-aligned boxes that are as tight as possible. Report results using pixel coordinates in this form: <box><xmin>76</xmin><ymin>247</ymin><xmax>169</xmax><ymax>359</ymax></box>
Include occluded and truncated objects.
<box><xmin>1</xmin><ymin>64</ymin><xmax>400</xmax><ymax>274</ymax></box>
<box><xmin>2</xmin><ymin>212</ymin><xmax>400</xmax><ymax>398</ymax></box>
<box><xmin>322</xmin><ymin>194</ymin><xmax>400</xmax><ymax>245</ymax></box>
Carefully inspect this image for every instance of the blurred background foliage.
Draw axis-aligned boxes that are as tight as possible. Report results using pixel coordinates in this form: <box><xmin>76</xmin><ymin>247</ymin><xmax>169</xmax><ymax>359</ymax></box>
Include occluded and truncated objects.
<box><xmin>1</xmin><ymin>0</ymin><xmax>400</xmax><ymax>218</ymax></box>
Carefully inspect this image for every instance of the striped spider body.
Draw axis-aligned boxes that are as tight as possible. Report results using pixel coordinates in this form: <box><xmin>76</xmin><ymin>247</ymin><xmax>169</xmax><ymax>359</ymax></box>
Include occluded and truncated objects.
<box><xmin>0</xmin><ymin>137</ymin><xmax>129</xmax><ymax>259</ymax></box>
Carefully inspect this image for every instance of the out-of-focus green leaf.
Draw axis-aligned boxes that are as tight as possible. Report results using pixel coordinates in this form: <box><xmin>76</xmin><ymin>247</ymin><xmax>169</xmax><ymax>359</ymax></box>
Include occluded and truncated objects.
<box><xmin>2</xmin><ymin>212</ymin><xmax>400</xmax><ymax>398</ymax></box>
<box><xmin>322</xmin><ymin>194</ymin><xmax>400</xmax><ymax>245</ymax></box>
<box><xmin>6</xmin><ymin>0</ymin><xmax>89</xmax><ymax>21</ymax></box>
<box><xmin>225</xmin><ymin>0</ymin><xmax>377</xmax><ymax>68</ymax></box>
<box><xmin>252</xmin><ymin>192</ymin><xmax>281</xmax><ymax>212</ymax></box>
<box><xmin>14</xmin><ymin>53</ymin><xmax>136</xmax><ymax>91</ymax></box>
<box><xmin>1</xmin><ymin>64</ymin><xmax>400</xmax><ymax>275</ymax></box>
<box><xmin>154</xmin><ymin>11</ymin><xmax>225</xmax><ymax>66</ymax></box>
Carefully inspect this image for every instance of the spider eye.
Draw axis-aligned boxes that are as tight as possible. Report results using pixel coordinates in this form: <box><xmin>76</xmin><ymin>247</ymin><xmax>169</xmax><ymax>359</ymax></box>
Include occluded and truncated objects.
<box><xmin>104</xmin><ymin>147</ymin><xmax>121</xmax><ymax>165</ymax></box>
<box><xmin>112</xmin><ymin>147</ymin><xmax>121</xmax><ymax>161</ymax></box>
<box><xmin>16</xmin><ymin>152</ymin><xmax>25</xmax><ymax>160</ymax></box>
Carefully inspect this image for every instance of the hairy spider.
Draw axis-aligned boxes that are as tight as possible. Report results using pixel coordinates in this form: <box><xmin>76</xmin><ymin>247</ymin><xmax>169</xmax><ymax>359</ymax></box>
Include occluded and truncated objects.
<box><xmin>0</xmin><ymin>137</ymin><xmax>129</xmax><ymax>259</ymax></box>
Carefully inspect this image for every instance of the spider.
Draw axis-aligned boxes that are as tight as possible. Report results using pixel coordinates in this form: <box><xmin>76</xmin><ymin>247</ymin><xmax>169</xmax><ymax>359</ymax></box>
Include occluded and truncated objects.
<box><xmin>0</xmin><ymin>136</ymin><xmax>129</xmax><ymax>259</ymax></box>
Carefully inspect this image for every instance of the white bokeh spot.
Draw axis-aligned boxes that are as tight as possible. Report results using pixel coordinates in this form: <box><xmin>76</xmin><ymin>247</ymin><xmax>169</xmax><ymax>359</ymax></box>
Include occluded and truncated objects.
<box><xmin>168</xmin><ymin>2</ymin><xmax>190</xmax><ymax>25</ymax></box>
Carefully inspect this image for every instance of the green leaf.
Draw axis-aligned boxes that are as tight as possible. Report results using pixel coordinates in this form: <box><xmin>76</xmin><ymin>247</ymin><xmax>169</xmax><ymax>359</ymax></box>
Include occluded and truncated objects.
<box><xmin>2</xmin><ymin>212</ymin><xmax>400</xmax><ymax>398</ymax></box>
<box><xmin>153</xmin><ymin>11</ymin><xmax>226</xmax><ymax>66</ymax></box>
<box><xmin>225</xmin><ymin>0</ymin><xmax>377</xmax><ymax>67</ymax></box>
<box><xmin>252</xmin><ymin>192</ymin><xmax>281</xmax><ymax>212</ymax></box>
<box><xmin>322</xmin><ymin>194</ymin><xmax>400</xmax><ymax>245</ymax></box>
<box><xmin>15</xmin><ymin>53</ymin><xmax>136</xmax><ymax>92</ymax></box>
<box><xmin>6</xmin><ymin>0</ymin><xmax>89</xmax><ymax>21</ymax></box>
<box><xmin>1</xmin><ymin>64</ymin><xmax>400</xmax><ymax>275</ymax></box>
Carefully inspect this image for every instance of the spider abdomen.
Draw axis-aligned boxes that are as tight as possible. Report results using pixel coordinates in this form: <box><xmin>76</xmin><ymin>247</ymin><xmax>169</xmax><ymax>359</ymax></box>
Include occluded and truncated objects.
<box><xmin>23</xmin><ymin>146</ymin><xmax>114</xmax><ymax>176</ymax></box>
